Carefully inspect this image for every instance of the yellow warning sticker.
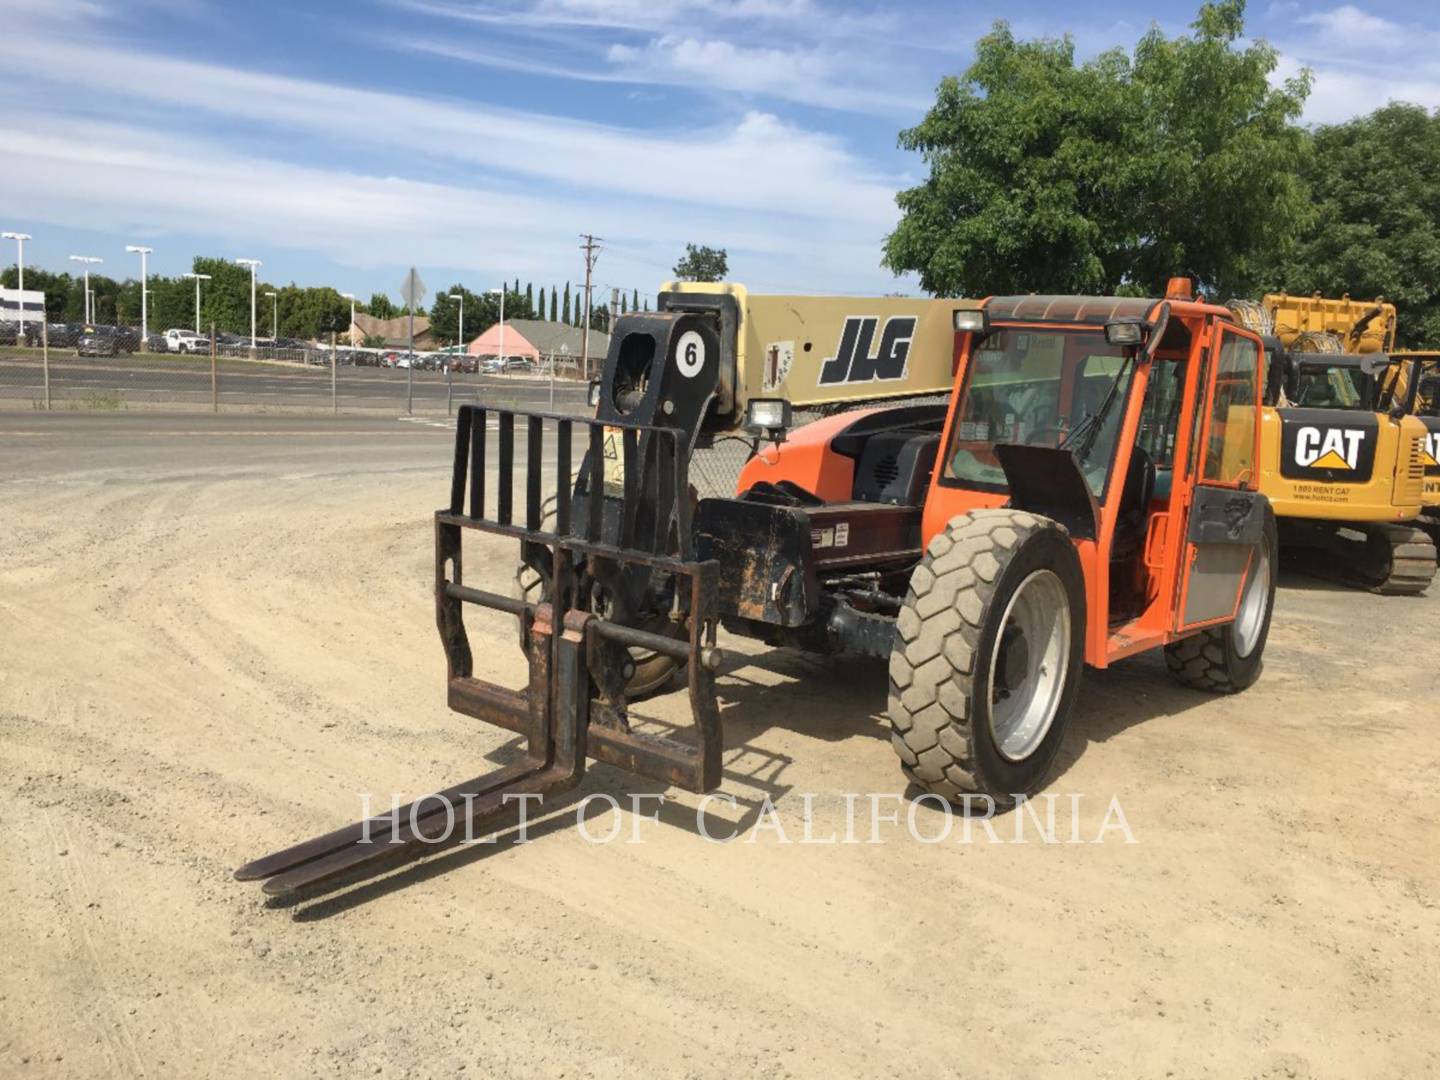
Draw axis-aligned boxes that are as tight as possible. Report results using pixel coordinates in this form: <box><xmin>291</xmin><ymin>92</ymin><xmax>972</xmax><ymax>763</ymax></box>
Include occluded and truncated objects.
<box><xmin>601</xmin><ymin>426</ymin><xmax>626</xmax><ymax>494</ymax></box>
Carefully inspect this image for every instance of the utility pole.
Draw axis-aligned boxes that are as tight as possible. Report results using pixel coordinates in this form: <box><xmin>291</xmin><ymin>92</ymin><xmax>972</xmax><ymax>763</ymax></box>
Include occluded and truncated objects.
<box><xmin>579</xmin><ymin>234</ymin><xmax>601</xmax><ymax>379</ymax></box>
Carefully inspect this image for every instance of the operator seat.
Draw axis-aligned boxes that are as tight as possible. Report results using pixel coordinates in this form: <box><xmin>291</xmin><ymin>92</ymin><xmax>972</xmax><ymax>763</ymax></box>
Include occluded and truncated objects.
<box><xmin>1110</xmin><ymin>444</ymin><xmax>1155</xmax><ymax>561</ymax></box>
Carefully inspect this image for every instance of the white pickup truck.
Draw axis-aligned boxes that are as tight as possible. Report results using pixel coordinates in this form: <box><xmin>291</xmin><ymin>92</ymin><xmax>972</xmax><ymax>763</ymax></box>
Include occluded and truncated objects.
<box><xmin>165</xmin><ymin>328</ymin><xmax>210</xmax><ymax>354</ymax></box>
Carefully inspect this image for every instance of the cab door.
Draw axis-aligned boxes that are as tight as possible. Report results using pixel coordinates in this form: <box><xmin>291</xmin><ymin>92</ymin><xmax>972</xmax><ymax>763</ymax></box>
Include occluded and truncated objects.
<box><xmin>1174</xmin><ymin>325</ymin><xmax>1266</xmax><ymax>631</ymax></box>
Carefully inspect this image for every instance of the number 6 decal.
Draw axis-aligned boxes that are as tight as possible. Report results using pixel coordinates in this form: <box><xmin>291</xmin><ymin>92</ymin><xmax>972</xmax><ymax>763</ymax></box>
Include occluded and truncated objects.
<box><xmin>676</xmin><ymin>330</ymin><xmax>705</xmax><ymax>378</ymax></box>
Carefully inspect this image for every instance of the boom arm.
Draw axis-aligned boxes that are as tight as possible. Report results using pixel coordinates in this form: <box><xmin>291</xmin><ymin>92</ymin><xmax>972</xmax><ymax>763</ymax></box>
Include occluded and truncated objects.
<box><xmin>595</xmin><ymin>282</ymin><xmax>977</xmax><ymax>440</ymax></box>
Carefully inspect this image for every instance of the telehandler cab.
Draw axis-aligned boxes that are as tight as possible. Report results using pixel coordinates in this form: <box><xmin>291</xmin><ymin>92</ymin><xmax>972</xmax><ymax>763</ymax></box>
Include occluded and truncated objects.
<box><xmin>238</xmin><ymin>278</ymin><xmax>1277</xmax><ymax>899</ymax></box>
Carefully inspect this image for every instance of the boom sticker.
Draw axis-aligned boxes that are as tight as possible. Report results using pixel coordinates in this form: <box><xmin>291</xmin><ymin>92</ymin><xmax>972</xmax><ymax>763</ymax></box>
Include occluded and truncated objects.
<box><xmin>817</xmin><ymin>316</ymin><xmax>916</xmax><ymax>385</ymax></box>
<box><xmin>763</xmin><ymin>340</ymin><xmax>794</xmax><ymax>392</ymax></box>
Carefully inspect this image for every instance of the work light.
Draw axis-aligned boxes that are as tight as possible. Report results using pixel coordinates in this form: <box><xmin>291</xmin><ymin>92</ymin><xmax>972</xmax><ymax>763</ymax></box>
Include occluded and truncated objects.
<box><xmin>745</xmin><ymin>397</ymin><xmax>792</xmax><ymax>436</ymax></box>
<box><xmin>953</xmin><ymin>309</ymin><xmax>989</xmax><ymax>334</ymax></box>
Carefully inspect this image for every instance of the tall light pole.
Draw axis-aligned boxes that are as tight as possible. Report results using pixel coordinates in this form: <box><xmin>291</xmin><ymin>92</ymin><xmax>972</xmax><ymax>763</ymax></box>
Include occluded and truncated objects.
<box><xmin>489</xmin><ymin>287</ymin><xmax>505</xmax><ymax>369</ymax></box>
<box><xmin>446</xmin><ymin>292</ymin><xmax>465</xmax><ymax>352</ymax></box>
<box><xmin>235</xmin><ymin>258</ymin><xmax>261</xmax><ymax>351</ymax></box>
<box><xmin>2</xmin><ymin>232</ymin><xmax>31</xmax><ymax>338</ymax></box>
<box><xmin>68</xmin><ymin>255</ymin><xmax>102</xmax><ymax>323</ymax></box>
<box><xmin>341</xmin><ymin>292</ymin><xmax>355</xmax><ymax>346</ymax></box>
<box><xmin>183</xmin><ymin>272</ymin><xmax>210</xmax><ymax>333</ymax></box>
<box><xmin>265</xmin><ymin>290</ymin><xmax>277</xmax><ymax>341</ymax></box>
<box><xmin>125</xmin><ymin>245</ymin><xmax>153</xmax><ymax>344</ymax></box>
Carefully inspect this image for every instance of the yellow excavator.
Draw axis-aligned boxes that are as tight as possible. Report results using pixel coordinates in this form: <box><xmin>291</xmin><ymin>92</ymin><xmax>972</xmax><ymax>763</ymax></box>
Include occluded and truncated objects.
<box><xmin>1227</xmin><ymin>293</ymin><xmax>1434</xmax><ymax>594</ymax></box>
<box><xmin>1378</xmin><ymin>350</ymin><xmax>1440</xmax><ymax>544</ymax></box>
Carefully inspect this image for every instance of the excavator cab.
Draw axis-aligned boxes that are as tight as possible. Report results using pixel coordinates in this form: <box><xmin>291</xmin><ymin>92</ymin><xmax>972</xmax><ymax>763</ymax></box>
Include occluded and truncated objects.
<box><xmin>238</xmin><ymin>283</ymin><xmax>1278</xmax><ymax>900</ymax></box>
<box><xmin>1381</xmin><ymin>351</ymin><xmax>1440</xmax><ymax>541</ymax></box>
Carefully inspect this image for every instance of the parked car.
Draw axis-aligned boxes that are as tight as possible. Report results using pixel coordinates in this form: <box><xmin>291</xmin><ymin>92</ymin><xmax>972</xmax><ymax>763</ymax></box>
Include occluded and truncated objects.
<box><xmin>502</xmin><ymin>356</ymin><xmax>535</xmax><ymax>373</ymax></box>
<box><xmin>77</xmin><ymin>325</ymin><xmax>120</xmax><ymax>357</ymax></box>
<box><xmin>114</xmin><ymin>325</ymin><xmax>141</xmax><ymax>354</ymax></box>
<box><xmin>144</xmin><ymin>333</ymin><xmax>169</xmax><ymax>354</ymax></box>
<box><xmin>165</xmin><ymin>328</ymin><xmax>210</xmax><ymax>354</ymax></box>
<box><xmin>0</xmin><ymin>321</ymin><xmax>17</xmax><ymax>346</ymax></box>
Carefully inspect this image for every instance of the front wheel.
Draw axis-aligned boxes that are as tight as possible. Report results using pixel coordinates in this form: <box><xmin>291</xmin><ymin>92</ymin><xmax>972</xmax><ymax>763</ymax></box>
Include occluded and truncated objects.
<box><xmin>1165</xmin><ymin>504</ymin><xmax>1278</xmax><ymax>693</ymax></box>
<box><xmin>888</xmin><ymin>509</ymin><xmax>1087</xmax><ymax>807</ymax></box>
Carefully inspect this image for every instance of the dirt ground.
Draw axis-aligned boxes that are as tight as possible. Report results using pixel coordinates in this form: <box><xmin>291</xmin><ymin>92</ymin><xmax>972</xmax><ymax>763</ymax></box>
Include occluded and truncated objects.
<box><xmin>2</xmin><ymin>413</ymin><xmax>1438</xmax><ymax>1079</ymax></box>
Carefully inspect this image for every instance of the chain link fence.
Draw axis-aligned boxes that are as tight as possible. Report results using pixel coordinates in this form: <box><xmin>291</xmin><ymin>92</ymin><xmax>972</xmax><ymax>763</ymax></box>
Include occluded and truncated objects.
<box><xmin>0</xmin><ymin>319</ymin><xmax>591</xmax><ymax>416</ymax></box>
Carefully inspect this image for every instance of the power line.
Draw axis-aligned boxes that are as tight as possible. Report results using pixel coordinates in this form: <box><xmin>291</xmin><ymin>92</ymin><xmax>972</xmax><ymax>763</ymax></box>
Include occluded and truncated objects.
<box><xmin>579</xmin><ymin>233</ymin><xmax>602</xmax><ymax>379</ymax></box>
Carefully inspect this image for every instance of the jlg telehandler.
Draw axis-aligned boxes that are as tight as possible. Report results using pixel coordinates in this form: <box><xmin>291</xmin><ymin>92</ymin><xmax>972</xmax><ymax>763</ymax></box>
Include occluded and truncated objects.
<box><xmin>238</xmin><ymin>278</ymin><xmax>1277</xmax><ymax>899</ymax></box>
<box><xmin>1226</xmin><ymin>293</ymin><xmax>1433</xmax><ymax>593</ymax></box>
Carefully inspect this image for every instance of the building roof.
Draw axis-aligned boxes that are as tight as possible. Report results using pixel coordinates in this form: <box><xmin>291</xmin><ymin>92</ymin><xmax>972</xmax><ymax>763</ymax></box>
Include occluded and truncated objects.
<box><xmin>468</xmin><ymin>318</ymin><xmax>610</xmax><ymax>360</ymax></box>
<box><xmin>349</xmin><ymin>311</ymin><xmax>436</xmax><ymax>348</ymax></box>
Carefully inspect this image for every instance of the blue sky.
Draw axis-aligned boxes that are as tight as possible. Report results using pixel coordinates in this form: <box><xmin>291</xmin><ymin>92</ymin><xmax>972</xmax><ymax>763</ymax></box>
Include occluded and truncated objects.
<box><xmin>3</xmin><ymin>0</ymin><xmax>1439</xmax><ymax>304</ymax></box>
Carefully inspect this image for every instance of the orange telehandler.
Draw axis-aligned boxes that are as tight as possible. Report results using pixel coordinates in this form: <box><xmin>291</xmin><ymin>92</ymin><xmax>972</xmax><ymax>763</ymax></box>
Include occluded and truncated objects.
<box><xmin>238</xmin><ymin>278</ymin><xmax>1277</xmax><ymax>899</ymax></box>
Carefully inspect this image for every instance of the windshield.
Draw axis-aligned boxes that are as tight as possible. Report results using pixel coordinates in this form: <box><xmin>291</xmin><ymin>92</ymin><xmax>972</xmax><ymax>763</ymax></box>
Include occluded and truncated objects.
<box><xmin>1289</xmin><ymin>362</ymin><xmax>1372</xmax><ymax>409</ymax></box>
<box><xmin>944</xmin><ymin>327</ymin><xmax>1135</xmax><ymax>497</ymax></box>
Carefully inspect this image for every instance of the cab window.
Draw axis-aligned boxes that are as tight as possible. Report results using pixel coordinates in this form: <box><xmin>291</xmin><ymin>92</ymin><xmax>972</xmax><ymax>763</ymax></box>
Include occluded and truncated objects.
<box><xmin>1202</xmin><ymin>332</ymin><xmax>1259</xmax><ymax>484</ymax></box>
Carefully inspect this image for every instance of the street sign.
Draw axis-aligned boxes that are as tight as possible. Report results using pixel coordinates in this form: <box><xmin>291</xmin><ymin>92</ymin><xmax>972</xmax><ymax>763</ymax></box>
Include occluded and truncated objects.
<box><xmin>399</xmin><ymin>268</ymin><xmax>427</xmax><ymax>310</ymax></box>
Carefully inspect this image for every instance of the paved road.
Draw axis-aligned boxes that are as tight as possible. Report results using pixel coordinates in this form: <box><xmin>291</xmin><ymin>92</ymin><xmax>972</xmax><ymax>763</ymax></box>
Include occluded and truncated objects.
<box><xmin>0</xmin><ymin>353</ymin><xmax>589</xmax><ymax>414</ymax></box>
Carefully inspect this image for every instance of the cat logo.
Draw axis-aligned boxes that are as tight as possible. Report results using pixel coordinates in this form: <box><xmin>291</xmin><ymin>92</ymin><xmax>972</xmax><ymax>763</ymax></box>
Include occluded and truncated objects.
<box><xmin>818</xmin><ymin>316</ymin><xmax>915</xmax><ymax>385</ymax></box>
<box><xmin>1424</xmin><ymin>431</ymin><xmax>1440</xmax><ymax>469</ymax></box>
<box><xmin>1294</xmin><ymin>426</ymin><xmax>1365</xmax><ymax>470</ymax></box>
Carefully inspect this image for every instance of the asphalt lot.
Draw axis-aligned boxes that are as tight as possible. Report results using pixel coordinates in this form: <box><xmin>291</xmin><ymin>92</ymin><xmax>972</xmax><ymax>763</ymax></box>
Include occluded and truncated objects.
<box><xmin>0</xmin><ymin>352</ymin><xmax>590</xmax><ymax>414</ymax></box>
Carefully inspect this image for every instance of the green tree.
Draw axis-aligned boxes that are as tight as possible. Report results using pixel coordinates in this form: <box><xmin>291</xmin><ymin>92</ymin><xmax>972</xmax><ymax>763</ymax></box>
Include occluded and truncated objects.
<box><xmin>883</xmin><ymin>1</ymin><xmax>1312</xmax><ymax>300</ymax></box>
<box><xmin>632</xmin><ymin>287</ymin><xmax>640</xmax><ymax>314</ymax></box>
<box><xmin>672</xmin><ymin>244</ymin><xmax>728</xmax><ymax>282</ymax></box>
<box><xmin>550</xmin><ymin>286</ymin><xmax>558</xmax><ymax>322</ymax></box>
<box><xmin>1265</xmin><ymin>103</ymin><xmax>1440</xmax><ymax>347</ymax></box>
<box><xmin>562</xmin><ymin>282</ymin><xmax>571</xmax><ymax>324</ymax></box>
<box><xmin>367</xmin><ymin>292</ymin><xmax>399</xmax><ymax>320</ymax></box>
<box><xmin>525</xmin><ymin>282</ymin><xmax>534</xmax><ymax>317</ymax></box>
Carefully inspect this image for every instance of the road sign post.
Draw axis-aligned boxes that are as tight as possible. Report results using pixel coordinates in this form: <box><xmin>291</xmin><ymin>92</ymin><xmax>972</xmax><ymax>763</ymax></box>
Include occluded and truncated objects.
<box><xmin>399</xmin><ymin>268</ymin><xmax>427</xmax><ymax>417</ymax></box>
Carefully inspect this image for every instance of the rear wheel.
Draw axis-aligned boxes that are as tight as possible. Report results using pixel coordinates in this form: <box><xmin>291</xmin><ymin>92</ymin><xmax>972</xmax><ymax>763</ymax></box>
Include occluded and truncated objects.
<box><xmin>1165</xmin><ymin>505</ymin><xmax>1278</xmax><ymax>692</ymax></box>
<box><xmin>888</xmin><ymin>510</ymin><xmax>1086</xmax><ymax>807</ymax></box>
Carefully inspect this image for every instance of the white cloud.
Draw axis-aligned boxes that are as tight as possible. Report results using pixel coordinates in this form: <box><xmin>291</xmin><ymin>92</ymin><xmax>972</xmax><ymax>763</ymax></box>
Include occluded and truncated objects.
<box><xmin>0</xmin><ymin>110</ymin><xmax>900</xmax><ymax>294</ymax></box>
<box><xmin>1296</xmin><ymin>4</ymin><xmax>1402</xmax><ymax>46</ymax></box>
<box><xmin>1</xmin><ymin>34</ymin><xmax>899</xmax><ymax>228</ymax></box>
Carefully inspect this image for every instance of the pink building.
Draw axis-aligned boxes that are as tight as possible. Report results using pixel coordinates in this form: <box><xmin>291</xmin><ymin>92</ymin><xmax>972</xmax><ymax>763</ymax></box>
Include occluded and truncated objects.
<box><xmin>466</xmin><ymin>318</ymin><xmax>610</xmax><ymax>364</ymax></box>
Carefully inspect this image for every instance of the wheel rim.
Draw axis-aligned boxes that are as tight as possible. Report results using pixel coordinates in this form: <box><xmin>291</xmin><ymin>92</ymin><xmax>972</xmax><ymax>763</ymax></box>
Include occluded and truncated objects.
<box><xmin>1233</xmin><ymin>546</ymin><xmax>1270</xmax><ymax>659</ymax></box>
<box><xmin>987</xmin><ymin>569</ymin><xmax>1071</xmax><ymax>762</ymax></box>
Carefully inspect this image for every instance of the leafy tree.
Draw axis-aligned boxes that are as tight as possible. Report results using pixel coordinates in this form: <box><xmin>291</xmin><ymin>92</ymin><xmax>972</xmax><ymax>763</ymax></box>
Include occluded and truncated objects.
<box><xmin>883</xmin><ymin>1</ymin><xmax>1312</xmax><ymax>300</ymax></box>
<box><xmin>367</xmin><ymin>292</ymin><xmax>399</xmax><ymax>320</ymax></box>
<box><xmin>562</xmin><ymin>282</ymin><xmax>571</xmax><ymax>324</ymax></box>
<box><xmin>550</xmin><ymin>286</ymin><xmax>558</xmax><ymax>322</ymax></box>
<box><xmin>1265</xmin><ymin>103</ymin><xmax>1440</xmax><ymax>347</ymax></box>
<box><xmin>673</xmin><ymin>243</ymin><xmax>728</xmax><ymax>282</ymax></box>
<box><xmin>525</xmin><ymin>282</ymin><xmax>534</xmax><ymax>317</ymax></box>
<box><xmin>632</xmin><ymin>287</ymin><xmax>640</xmax><ymax>314</ymax></box>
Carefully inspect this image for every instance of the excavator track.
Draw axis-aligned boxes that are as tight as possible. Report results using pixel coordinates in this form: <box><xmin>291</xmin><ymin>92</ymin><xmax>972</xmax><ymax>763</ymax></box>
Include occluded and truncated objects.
<box><xmin>1279</xmin><ymin>519</ymin><xmax>1437</xmax><ymax>595</ymax></box>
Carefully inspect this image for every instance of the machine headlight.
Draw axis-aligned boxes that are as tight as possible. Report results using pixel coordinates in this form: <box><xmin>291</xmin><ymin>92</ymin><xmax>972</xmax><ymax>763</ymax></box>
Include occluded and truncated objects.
<box><xmin>953</xmin><ymin>309</ymin><xmax>989</xmax><ymax>334</ymax></box>
<box><xmin>744</xmin><ymin>398</ymin><xmax>792</xmax><ymax>435</ymax></box>
<box><xmin>1104</xmin><ymin>319</ymin><xmax>1144</xmax><ymax>346</ymax></box>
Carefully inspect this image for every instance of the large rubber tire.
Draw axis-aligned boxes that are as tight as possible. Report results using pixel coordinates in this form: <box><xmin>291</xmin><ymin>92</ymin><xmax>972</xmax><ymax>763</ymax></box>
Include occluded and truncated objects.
<box><xmin>1165</xmin><ymin>504</ymin><xmax>1278</xmax><ymax>693</ymax></box>
<box><xmin>512</xmin><ymin>495</ymin><xmax>681</xmax><ymax>699</ymax></box>
<box><xmin>888</xmin><ymin>510</ymin><xmax>1087</xmax><ymax>807</ymax></box>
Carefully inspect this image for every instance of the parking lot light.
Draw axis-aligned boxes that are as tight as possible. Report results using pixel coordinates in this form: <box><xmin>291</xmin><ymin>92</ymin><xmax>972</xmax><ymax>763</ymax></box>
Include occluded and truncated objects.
<box><xmin>265</xmin><ymin>290</ymin><xmax>278</xmax><ymax>342</ymax></box>
<box><xmin>183</xmin><ymin>272</ymin><xmax>211</xmax><ymax>334</ymax></box>
<box><xmin>68</xmin><ymin>255</ymin><xmax>102</xmax><ymax>323</ymax></box>
<box><xmin>235</xmin><ymin>258</ymin><xmax>262</xmax><ymax>351</ymax></box>
<box><xmin>446</xmin><ymin>292</ymin><xmax>465</xmax><ymax>361</ymax></box>
<box><xmin>3</xmin><ymin>232</ymin><xmax>31</xmax><ymax>337</ymax></box>
<box><xmin>125</xmin><ymin>245</ymin><xmax>153</xmax><ymax>345</ymax></box>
